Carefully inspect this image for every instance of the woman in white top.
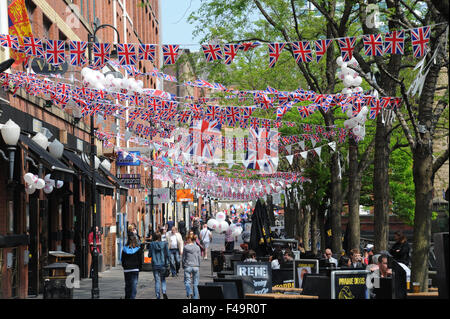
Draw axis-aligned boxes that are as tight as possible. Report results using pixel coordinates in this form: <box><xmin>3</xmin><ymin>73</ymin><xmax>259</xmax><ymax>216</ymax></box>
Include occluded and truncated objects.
<box><xmin>199</xmin><ymin>224</ymin><xmax>212</xmax><ymax>260</ymax></box>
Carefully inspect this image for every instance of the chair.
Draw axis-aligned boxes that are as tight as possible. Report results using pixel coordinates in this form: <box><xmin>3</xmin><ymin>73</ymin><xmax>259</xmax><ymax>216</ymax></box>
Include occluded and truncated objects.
<box><xmin>198</xmin><ymin>284</ymin><xmax>225</xmax><ymax>299</ymax></box>
<box><xmin>214</xmin><ymin>277</ymin><xmax>245</xmax><ymax>299</ymax></box>
<box><xmin>205</xmin><ymin>282</ymin><xmax>239</xmax><ymax>299</ymax></box>
<box><xmin>301</xmin><ymin>273</ymin><xmax>331</xmax><ymax>299</ymax></box>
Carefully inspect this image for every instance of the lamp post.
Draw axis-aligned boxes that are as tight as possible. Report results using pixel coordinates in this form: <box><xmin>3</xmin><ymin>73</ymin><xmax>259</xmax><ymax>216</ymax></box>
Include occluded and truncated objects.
<box><xmin>87</xmin><ymin>20</ymin><xmax>120</xmax><ymax>299</ymax></box>
<box><xmin>0</xmin><ymin>119</ymin><xmax>21</xmax><ymax>184</ymax></box>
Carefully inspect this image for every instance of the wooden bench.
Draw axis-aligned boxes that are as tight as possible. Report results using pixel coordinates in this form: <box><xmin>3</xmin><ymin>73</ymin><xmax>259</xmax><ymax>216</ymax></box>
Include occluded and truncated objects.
<box><xmin>272</xmin><ymin>287</ymin><xmax>303</xmax><ymax>294</ymax></box>
<box><xmin>245</xmin><ymin>293</ymin><xmax>318</xmax><ymax>299</ymax></box>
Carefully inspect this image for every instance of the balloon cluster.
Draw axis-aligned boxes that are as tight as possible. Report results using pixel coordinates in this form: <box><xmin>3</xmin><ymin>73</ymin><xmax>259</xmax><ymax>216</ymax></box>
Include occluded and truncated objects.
<box><xmin>24</xmin><ymin>173</ymin><xmax>63</xmax><ymax>195</ymax></box>
<box><xmin>337</xmin><ymin>57</ymin><xmax>368</xmax><ymax>140</ymax></box>
<box><xmin>206</xmin><ymin>212</ymin><xmax>243</xmax><ymax>237</ymax></box>
<box><xmin>336</xmin><ymin>56</ymin><xmax>363</xmax><ymax>94</ymax></box>
<box><xmin>81</xmin><ymin>67</ymin><xmax>144</xmax><ymax>93</ymax></box>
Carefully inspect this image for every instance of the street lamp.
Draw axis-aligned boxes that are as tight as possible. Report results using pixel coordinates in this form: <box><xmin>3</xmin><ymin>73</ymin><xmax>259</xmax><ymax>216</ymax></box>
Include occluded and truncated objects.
<box><xmin>0</xmin><ymin>119</ymin><xmax>21</xmax><ymax>184</ymax></box>
<box><xmin>87</xmin><ymin>20</ymin><xmax>121</xmax><ymax>299</ymax></box>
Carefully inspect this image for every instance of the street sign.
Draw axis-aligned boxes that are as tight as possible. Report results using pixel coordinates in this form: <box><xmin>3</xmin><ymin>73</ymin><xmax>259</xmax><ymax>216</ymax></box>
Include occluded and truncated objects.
<box><xmin>117</xmin><ymin>174</ymin><xmax>141</xmax><ymax>188</ymax></box>
<box><xmin>152</xmin><ymin>188</ymin><xmax>171</xmax><ymax>204</ymax></box>
<box><xmin>117</xmin><ymin>151</ymin><xmax>141</xmax><ymax>166</ymax></box>
<box><xmin>176</xmin><ymin>189</ymin><xmax>193</xmax><ymax>202</ymax></box>
<box><xmin>31</xmin><ymin>57</ymin><xmax>68</xmax><ymax>75</ymax></box>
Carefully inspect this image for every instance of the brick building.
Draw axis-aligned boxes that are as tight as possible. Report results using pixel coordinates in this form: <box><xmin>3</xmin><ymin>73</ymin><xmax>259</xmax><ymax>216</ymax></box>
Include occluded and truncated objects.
<box><xmin>0</xmin><ymin>0</ymin><xmax>161</xmax><ymax>298</ymax></box>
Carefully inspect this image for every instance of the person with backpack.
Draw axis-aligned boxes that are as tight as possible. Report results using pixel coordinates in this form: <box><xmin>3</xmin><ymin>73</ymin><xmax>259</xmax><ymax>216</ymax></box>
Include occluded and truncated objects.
<box><xmin>199</xmin><ymin>224</ymin><xmax>212</xmax><ymax>260</ymax></box>
<box><xmin>148</xmin><ymin>232</ymin><xmax>170</xmax><ymax>299</ymax></box>
<box><xmin>121</xmin><ymin>235</ymin><xmax>143</xmax><ymax>299</ymax></box>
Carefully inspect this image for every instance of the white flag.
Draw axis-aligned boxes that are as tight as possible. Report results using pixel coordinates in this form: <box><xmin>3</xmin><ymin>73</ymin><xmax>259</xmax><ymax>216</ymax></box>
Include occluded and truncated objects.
<box><xmin>314</xmin><ymin>146</ymin><xmax>322</xmax><ymax>158</ymax></box>
<box><xmin>286</xmin><ymin>155</ymin><xmax>294</xmax><ymax>165</ymax></box>
<box><xmin>286</xmin><ymin>145</ymin><xmax>292</xmax><ymax>154</ymax></box>
<box><xmin>298</xmin><ymin>140</ymin><xmax>305</xmax><ymax>150</ymax></box>
<box><xmin>328</xmin><ymin>141</ymin><xmax>336</xmax><ymax>152</ymax></box>
<box><xmin>300</xmin><ymin>151</ymin><xmax>308</xmax><ymax>159</ymax></box>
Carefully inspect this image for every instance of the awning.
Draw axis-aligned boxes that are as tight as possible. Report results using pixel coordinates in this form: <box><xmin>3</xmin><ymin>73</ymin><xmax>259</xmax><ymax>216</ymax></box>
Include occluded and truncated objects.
<box><xmin>62</xmin><ymin>150</ymin><xmax>114</xmax><ymax>196</ymax></box>
<box><xmin>19</xmin><ymin>134</ymin><xmax>74</xmax><ymax>182</ymax></box>
<box><xmin>99</xmin><ymin>166</ymin><xmax>129</xmax><ymax>196</ymax></box>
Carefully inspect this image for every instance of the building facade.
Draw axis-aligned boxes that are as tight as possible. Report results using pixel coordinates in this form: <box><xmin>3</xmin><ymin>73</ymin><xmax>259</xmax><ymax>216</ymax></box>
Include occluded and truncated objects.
<box><xmin>0</xmin><ymin>0</ymin><xmax>161</xmax><ymax>298</ymax></box>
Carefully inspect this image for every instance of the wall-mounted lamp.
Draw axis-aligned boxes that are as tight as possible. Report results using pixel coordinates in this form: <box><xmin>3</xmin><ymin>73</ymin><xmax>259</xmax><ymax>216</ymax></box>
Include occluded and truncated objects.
<box><xmin>0</xmin><ymin>119</ymin><xmax>21</xmax><ymax>184</ymax></box>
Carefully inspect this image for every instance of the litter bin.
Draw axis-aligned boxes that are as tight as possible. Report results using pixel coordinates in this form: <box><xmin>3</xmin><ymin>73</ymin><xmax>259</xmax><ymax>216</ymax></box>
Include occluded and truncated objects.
<box><xmin>43</xmin><ymin>262</ymin><xmax>73</xmax><ymax>299</ymax></box>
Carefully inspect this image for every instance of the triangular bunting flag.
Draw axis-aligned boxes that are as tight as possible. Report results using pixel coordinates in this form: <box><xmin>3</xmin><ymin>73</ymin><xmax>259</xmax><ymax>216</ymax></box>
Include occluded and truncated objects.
<box><xmin>300</xmin><ymin>151</ymin><xmax>308</xmax><ymax>159</ymax></box>
<box><xmin>328</xmin><ymin>141</ymin><xmax>336</xmax><ymax>152</ymax></box>
<box><xmin>286</xmin><ymin>155</ymin><xmax>294</xmax><ymax>165</ymax></box>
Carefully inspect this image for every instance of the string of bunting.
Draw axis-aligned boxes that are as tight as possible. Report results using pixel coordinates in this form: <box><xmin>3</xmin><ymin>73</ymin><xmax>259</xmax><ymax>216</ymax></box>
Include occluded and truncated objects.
<box><xmin>0</xmin><ymin>24</ymin><xmax>441</xmax><ymax>69</ymax></box>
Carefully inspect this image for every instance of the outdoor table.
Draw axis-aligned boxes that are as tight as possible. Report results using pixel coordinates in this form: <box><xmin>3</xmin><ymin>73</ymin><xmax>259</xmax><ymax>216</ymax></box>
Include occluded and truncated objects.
<box><xmin>245</xmin><ymin>293</ymin><xmax>318</xmax><ymax>299</ymax></box>
<box><xmin>272</xmin><ymin>287</ymin><xmax>303</xmax><ymax>294</ymax></box>
<box><xmin>48</xmin><ymin>251</ymin><xmax>75</xmax><ymax>264</ymax></box>
<box><xmin>406</xmin><ymin>291</ymin><xmax>439</xmax><ymax>299</ymax></box>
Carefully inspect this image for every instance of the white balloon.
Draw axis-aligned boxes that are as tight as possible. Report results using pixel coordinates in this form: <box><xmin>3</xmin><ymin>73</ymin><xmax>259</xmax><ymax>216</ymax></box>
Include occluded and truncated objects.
<box><xmin>353</xmin><ymin>76</ymin><xmax>362</xmax><ymax>86</ymax></box>
<box><xmin>56</xmin><ymin>180</ymin><xmax>63</xmax><ymax>189</ymax></box>
<box><xmin>340</xmin><ymin>66</ymin><xmax>351</xmax><ymax>77</ymax></box>
<box><xmin>44</xmin><ymin>174</ymin><xmax>52</xmax><ymax>182</ymax></box>
<box><xmin>207</xmin><ymin>218</ymin><xmax>218</xmax><ymax>230</ymax></box>
<box><xmin>349</xmin><ymin>57</ymin><xmax>359</xmax><ymax>68</ymax></box>
<box><xmin>336</xmin><ymin>56</ymin><xmax>344</xmax><ymax>66</ymax></box>
<box><xmin>344</xmin><ymin>117</ymin><xmax>358</xmax><ymax>129</ymax></box>
<box><xmin>44</xmin><ymin>185</ymin><xmax>53</xmax><ymax>194</ymax></box>
<box><xmin>217</xmin><ymin>220</ymin><xmax>229</xmax><ymax>233</ymax></box>
<box><xmin>343</xmin><ymin>75</ymin><xmax>354</xmax><ymax>87</ymax></box>
<box><xmin>216</xmin><ymin>212</ymin><xmax>226</xmax><ymax>222</ymax></box>
<box><xmin>24</xmin><ymin>172</ymin><xmax>36</xmax><ymax>184</ymax></box>
<box><xmin>353</xmin><ymin>86</ymin><xmax>363</xmax><ymax>93</ymax></box>
<box><xmin>346</xmin><ymin>107</ymin><xmax>354</xmax><ymax>118</ymax></box>
<box><xmin>25</xmin><ymin>184</ymin><xmax>36</xmax><ymax>195</ymax></box>
<box><xmin>341</xmin><ymin>87</ymin><xmax>352</xmax><ymax>95</ymax></box>
<box><xmin>35</xmin><ymin>178</ymin><xmax>45</xmax><ymax>190</ymax></box>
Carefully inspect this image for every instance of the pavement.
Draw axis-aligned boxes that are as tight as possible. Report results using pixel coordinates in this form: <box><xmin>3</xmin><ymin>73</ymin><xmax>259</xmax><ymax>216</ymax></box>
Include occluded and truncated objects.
<box><xmin>29</xmin><ymin>233</ymin><xmax>242</xmax><ymax>299</ymax></box>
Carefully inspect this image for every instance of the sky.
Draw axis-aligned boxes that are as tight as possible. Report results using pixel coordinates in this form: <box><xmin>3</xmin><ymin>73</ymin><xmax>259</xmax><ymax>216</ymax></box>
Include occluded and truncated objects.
<box><xmin>160</xmin><ymin>0</ymin><xmax>202</xmax><ymax>51</ymax></box>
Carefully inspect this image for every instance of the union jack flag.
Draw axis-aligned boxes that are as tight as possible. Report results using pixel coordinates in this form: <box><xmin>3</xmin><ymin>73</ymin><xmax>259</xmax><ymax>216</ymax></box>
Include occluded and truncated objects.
<box><xmin>117</xmin><ymin>43</ymin><xmax>137</xmax><ymax>65</ymax></box>
<box><xmin>129</xmin><ymin>94</ymin><xmax>144</xmax><ymax>107</ymax></box>
<box><xmin>268</xmin><ymin>43</ymin><xmax>285</xmax><ymax>68</ymax></box>
<box><xmin>261</xmin><ymin>119</ymin><xmax>272</xmax><ymax>130</ymax></box>
<box><xmin>250</xmin><ymin>117</ymin><xmax>260</xmax><ymax>130</ymax></box>
<box><xmin>129</xmin><ymin>108</ymin><xmax>142</xmax><ymax>120</ymax></box>
<box><xmin>189</xmin><ymin>120</ymin><xmax>222</xmax><ymax>159</ymax></box>
<box><xmin>213</xmin><ymin>83</ymin><xmax>227</xmax><ymax>91</ymax></box>
<box><xmin>363</xmin><ymin>34</ymin><xmax>384</xmax><ymax>56</ymax></box>
<box><xmin>148</xmin><ymin>98</ymin><xmax>161</xmax><ymax>113</ymax></box>
<box><xmin>240</xmin><ymin>106</ymin><xmax>253</xmax><ymax>121</ymax></box>
<box><xmin>138</xmin><ymin>44</ymin><xmax>156</xmax><ymax>61</ymax></box>
<box><xmin>0</xmin><ymin>34</ymin><xmax>19</xmax><ymax>50</ymax></box>
<box><xmin>223</xmin><ymin>44</ymin><xmax>240</xmax><ymax>65</ymax></box>
<box><xmin>202</xmin><ymin>44</ymin><xmax>223</xmax><ymax>62</ymax></box>
<box><xmin>216</xmin><ymin>109</ymin><xmax>227</xmax><ymax>125</ymax></box>
<box><xmin>225</xmin><ymin>106</ymin><xmax>240</xmax><ymax>127</ymax></box>
<box><xmin>337</xmin><ymin>37</ymin><xmax>357</xmax><ymax>62</ymax></box>
<box><xmin>22</xmin><ymin>37</ymin><xmax>44</xmax><ymax>58</ymax></box>
<box><xmin>292</xmin><ymin>41</ymin><xmax>313</xmax><ymax>63</ymax></box>
<box><xmin>246</xmin><ymin>128</ymin><xmax>278</xmax><ymax>172</ymax></box>
<box><xmin>302</xmin><ymin>124</ymin><xmax>313</xmax><ymax>133</ymax></box>
<box><xmin>205</xmin><ymin>105</ymin><xmax>220</xmax><ymax>121</ymax></box>
<box><xmin>162</xmin><ymin>45</ymin><xmax>180</xmax><ymax>65</ymax></box>
<box><xmin>314</xmin><ymin>39</ymin><xmax>332</xmax><ymax>63</ymax></box>
<box><xmin>239</xmin><ymin>42</ymin><xmax>261</xmax><ymax>51</ymax></box>
<box><xmin>384</xmin><ymin>30</ymin><xmax>404</xmax><ymax>55</ymax></box>
<box><xmin>92</xmin><ymin>43</ymin><xmax>111</xmax><ymax>68</ymax></box>
<box><xmin>239</xmin><ymin>119</ymin><xmax>249</xmax><ymax>129</ymax></box>
<box><xmin>69</xmin><ymin>41</ymin><xmax>87</xmax><ymax>66</ymax></box>
<box><xmin>411</xmin><ymin>26</ymin><xmax>431</xmax><ymax>58</ymax></box>
<box><xmin>298</xmin><ymin>105</ymin><xmax>313</xmax><ymax>118</ymax></box>
<box><xmin>46</xmin><ymin>40</ymin><xmax>65</xmax><ymax>65</ymax></box>
<box><xmin>178</xmin><ymin>110</ymin><xmax>191</xmax><ymax>123</ymax></box>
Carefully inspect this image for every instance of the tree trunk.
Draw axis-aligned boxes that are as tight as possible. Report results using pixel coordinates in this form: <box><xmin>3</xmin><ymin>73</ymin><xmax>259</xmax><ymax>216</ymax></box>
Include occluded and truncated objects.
<box><xmin>303</xmin><ymin>207</ymin><xmax>311</xmax><ymax>251</ymax></box>
<box><xmin>318</xmin><ymin>209</ymin><xmax>326</xmax><ymax>251</ymax></box>
<box><xmin>330</xmin><ymin>150</ymin><xmax>343</xmax><ymax>254</ymax></box>
<box><xmin>311</xmin><ymin>207</ymin><xmax>319</xmax><ymax>255</ymax></box>
<box><xmin>284</xmin><ymin>189</ymin><xmax>295</xmax><ymax>238</ymax></box>
<box><xmin>373</xmin><ymin>114</ymin><xmax>391</xmax><ymax>252</ymax></box>
<box><xmin>348</xmin><ymin>137</ymin><xmax>361</xmax><ymax>251</ymax></box>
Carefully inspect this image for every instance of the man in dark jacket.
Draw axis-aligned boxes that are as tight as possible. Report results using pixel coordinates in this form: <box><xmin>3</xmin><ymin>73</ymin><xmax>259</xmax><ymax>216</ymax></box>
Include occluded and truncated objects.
<box><xmin>121</xmin><ymin>236</ymin><xmax>143</xmax><ymax>299</ymax></box>
<box><xmin>389</xmin><ymin>231</ymin><xmax>410</xmax><ymax>266</ymax></box>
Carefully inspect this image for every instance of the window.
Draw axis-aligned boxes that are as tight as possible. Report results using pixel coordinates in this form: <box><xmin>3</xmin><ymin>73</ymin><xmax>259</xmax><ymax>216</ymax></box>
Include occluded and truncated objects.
<box><xmin>43</xmin><ymin>15</ymin><xmax>52</xmax><ymax>39</ymax></box>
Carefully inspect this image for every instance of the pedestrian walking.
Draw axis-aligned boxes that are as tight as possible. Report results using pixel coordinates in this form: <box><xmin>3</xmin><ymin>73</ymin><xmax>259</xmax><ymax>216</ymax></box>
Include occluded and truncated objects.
<box><xmin>88</xmin><ymin>226</ymin><xmax>102</xmax><ymax>278</ymax></box>
<box><xmin>167</xmin><ymin>226</ymin><xmax>184</xmax><ymax>277</ymax></box>
<box><xmin>199</xmin><ymin>224</ymin><xmax>212</xmax><ymax>260</ymax></box>
<box><xmin>192</xmin><ymin>216</ymin><xmax>200</xmax><ymax>237</ymax></box>
<box><xmin>178</xmin><ymin>219</ymin><xmax>186</xmax><ymax>240</ymax></box>
<box><xmin>166</xmin><ymin>217</ymin><xmax>175</xmax><ymax>232</ymax></box>
<box><xmin>182</xmin><ymin>234</ymin><xmax>201</xmax><ymax>299</ymax></box>
<box><xmin>121</xmin><ymin>235</ymin><xmax>143</xmax><ymax>299</ymax></box>
<box><xmin>225</xmin><ymin>222</ymin><xmax>236</xmax><ymax>252</ymax></box>
<box><xmin>160</xmin><ymin>227</ymin><xmax>168</xmax><ymax>242</ymax></box>
<box><xmin>148</xmin><ymin>232</ymin><xmax>170</xmax><ymax>299</ymax></box>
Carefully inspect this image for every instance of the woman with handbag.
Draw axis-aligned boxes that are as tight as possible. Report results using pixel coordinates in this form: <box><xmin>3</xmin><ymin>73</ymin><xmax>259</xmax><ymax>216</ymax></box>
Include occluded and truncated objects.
<box><xmin>121</xmin><ymin>235</ymin><xmax>143</xmax><ymax>299</ymax></box>
<box><xmin>148</xmin><ymin>232</ymin><xmax>170</xmax><ymax>299</ymax></box>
